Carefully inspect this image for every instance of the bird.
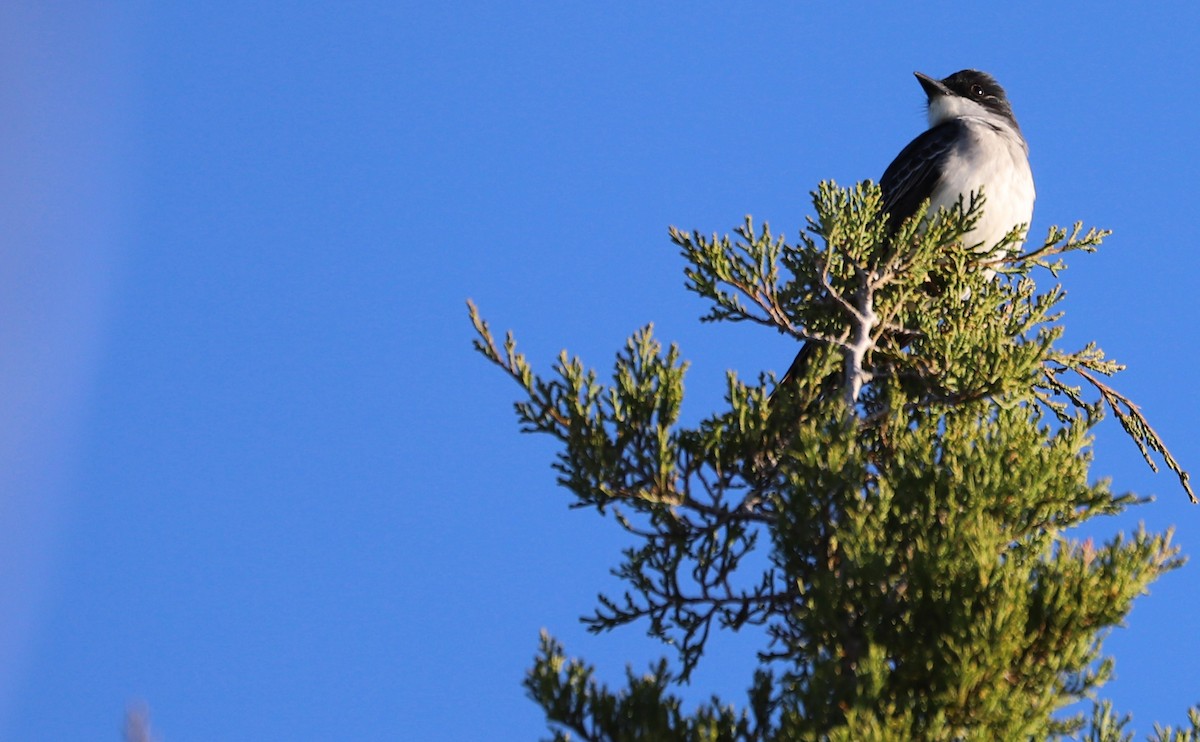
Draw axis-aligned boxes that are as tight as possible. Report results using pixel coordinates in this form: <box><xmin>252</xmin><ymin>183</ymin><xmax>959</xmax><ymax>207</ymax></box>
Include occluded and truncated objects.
<box><xmin>880</xmin><ymin>69</ymin><xmax>1035</xmax><ymax>258</ymax></box>
<box><xmin>777</xmin><ymin>69</ymin><xmax>1035</xmax><ymax>395</ymax></box>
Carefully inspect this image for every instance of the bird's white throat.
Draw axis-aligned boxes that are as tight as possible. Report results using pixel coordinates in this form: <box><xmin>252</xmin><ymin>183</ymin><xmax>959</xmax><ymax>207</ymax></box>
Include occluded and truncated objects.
<box><xmin>928</xmin><ymin>95</ymin><xmax>993</xmax><ymax>128</ymax></box>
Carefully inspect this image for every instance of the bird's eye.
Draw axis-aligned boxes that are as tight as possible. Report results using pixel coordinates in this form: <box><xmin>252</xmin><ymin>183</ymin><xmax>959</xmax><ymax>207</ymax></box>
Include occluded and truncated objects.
<box><xmin>971</xmin><ymin>84</ymin><xmax>986</xmax><ymax>97</ymax></box>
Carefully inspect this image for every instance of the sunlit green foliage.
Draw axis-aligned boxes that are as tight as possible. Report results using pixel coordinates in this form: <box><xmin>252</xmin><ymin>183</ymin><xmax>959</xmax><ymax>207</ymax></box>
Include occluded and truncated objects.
<box><xmin>470</xmin><ymin>182</ymin><xmax>1193</xmax><ymax>740</ymax></box>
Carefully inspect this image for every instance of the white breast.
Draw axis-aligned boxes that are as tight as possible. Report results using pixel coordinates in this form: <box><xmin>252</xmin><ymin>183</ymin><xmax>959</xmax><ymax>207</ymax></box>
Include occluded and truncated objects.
<box><xmin>929</xmin><ymin>117</ymin><xmax>1035</xmax><ymax>259</ymax></box>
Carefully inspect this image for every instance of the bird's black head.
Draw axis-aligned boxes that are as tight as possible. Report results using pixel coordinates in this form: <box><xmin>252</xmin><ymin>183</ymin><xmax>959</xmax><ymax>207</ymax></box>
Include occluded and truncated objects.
<box><xmin>915</xmin><ymin>69</ymin><xmax>1020</xmax><ymax>131</ymax></box>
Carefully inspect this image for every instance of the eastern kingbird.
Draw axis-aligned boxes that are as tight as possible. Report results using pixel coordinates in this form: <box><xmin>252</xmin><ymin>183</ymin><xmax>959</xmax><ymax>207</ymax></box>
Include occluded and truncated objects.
<box><xmin>880</xmin><ymin>69</ymin><xmax>1035</xmax><ymax>257</ymax></box>
<box><xmin>778</xmin><ymin>69</ymin><xmax>1035</xmax><ymax>393</ymax></box>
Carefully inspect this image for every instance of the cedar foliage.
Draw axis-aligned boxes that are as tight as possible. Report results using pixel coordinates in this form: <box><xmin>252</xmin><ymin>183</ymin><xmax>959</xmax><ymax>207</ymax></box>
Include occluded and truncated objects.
<box><xmin>470</xmin><ymin>182</ymin><xmax>1195</xmax><ymax>740</ymax></box>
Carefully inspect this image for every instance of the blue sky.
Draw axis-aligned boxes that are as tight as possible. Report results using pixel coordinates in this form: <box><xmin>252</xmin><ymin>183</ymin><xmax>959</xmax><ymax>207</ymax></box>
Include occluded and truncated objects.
<box><xmin>4</xmin><ymin>3</ymin><xmax>1199</xmax><ymax>739</ymax></box>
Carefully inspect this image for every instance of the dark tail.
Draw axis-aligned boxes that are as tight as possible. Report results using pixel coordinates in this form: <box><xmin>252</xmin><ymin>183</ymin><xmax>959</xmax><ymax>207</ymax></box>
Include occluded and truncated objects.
<box><xmin>772</xmin><ymin>341</ymin><xmax>818</xmax><ymax>402</ymax></box>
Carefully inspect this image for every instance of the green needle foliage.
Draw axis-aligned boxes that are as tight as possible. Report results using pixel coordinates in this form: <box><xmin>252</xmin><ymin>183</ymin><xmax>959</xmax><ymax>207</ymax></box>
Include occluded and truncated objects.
<box><xmin>469</xmin><ymin>181</ymin><xmax>1196</xmax><ymax>740</ymax></box>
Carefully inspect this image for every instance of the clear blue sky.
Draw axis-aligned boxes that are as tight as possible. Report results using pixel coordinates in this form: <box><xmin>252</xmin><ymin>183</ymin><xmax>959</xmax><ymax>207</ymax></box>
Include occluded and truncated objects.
<box><xmin>4</xmin><ymin>3</ymin><xmax>1198</xmax><ymax>739</ymax></box>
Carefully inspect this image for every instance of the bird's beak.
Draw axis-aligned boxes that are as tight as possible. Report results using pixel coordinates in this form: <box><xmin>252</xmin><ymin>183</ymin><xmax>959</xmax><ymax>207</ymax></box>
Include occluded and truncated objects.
<box><xmin>914</xmin><ymin>71</ymin><xmax>950</xmax><ymax>100</ymax></box>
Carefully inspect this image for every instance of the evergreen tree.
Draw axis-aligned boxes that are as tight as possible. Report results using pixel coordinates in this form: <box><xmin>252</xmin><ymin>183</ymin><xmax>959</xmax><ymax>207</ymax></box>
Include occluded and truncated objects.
<box><xmin>470</xmin><ymin>182</ymin><xmax>1196</xmax><ymax>740</ymax></box>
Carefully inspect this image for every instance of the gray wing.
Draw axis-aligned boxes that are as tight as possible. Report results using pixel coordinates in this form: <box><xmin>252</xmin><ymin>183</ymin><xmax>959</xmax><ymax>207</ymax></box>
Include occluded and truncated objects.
<box><xmin>879</xmin><ymin>120</ymin><xmax>965</xmax><ymax>231</ymax></box>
